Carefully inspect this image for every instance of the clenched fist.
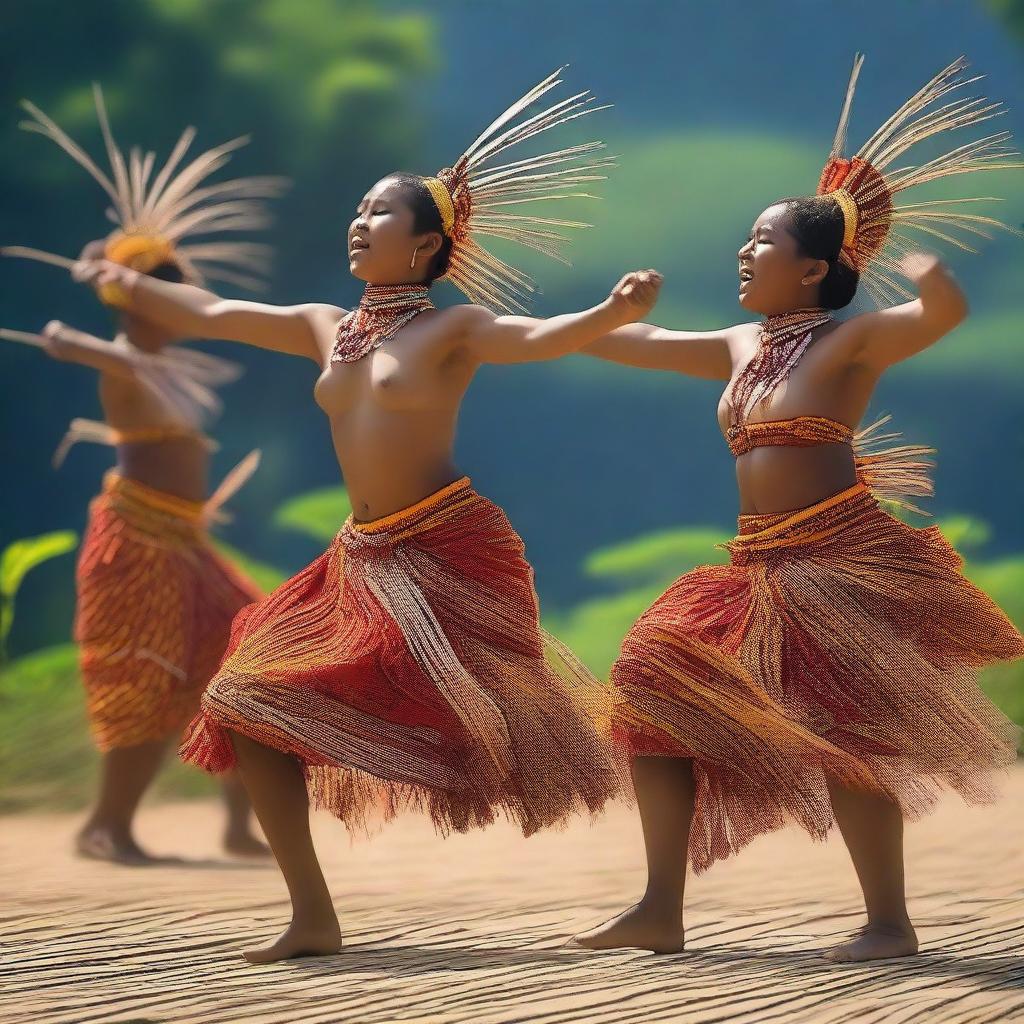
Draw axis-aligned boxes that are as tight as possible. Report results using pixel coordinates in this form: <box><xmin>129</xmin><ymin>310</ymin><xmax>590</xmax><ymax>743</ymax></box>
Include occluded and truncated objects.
<box><xmin>71</xmin><ymin>258</ymin><xmax>140</xmax><ymax>308</ymax></box>
<box><xmin>41</xmin><ymin>320</ymin><xmax>77</xmax><ymax>361</ymax></box>
<box><xmin>896</xmin><ymin>251</ymin><xmax>945</xmax><ymax>286</ymax></box>
<box><xmin>607</xmin><ymin>269</ymin><xmax>663</xmax><ymax>322</ymax></box>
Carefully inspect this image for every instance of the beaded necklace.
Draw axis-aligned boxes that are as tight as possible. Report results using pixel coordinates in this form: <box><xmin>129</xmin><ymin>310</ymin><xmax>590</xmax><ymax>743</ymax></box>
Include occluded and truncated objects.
<box><xmin>727</xmin><ymin>308</ymin><xmax>833</xmax><ymax>426</ymax></box>
<box><xmin>331</xmin><ymin>284</ymin><xmax>435</xmax><ymax>364</ymax></box>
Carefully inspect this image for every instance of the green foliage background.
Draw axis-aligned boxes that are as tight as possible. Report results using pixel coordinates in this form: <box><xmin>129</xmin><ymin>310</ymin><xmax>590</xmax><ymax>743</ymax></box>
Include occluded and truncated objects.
<box><xmin>1</xmin><ymin>1</ymin><xmax>1022</xmax><ymax>809</ymax></box>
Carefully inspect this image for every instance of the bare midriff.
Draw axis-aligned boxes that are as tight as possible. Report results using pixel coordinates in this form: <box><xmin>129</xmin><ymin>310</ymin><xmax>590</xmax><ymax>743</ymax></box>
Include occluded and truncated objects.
<box><xmin>731</xmin><ymin>443</ymin><xmax>858</xmax><ymax>515</ymax></box>
<box><xmin>718</xmin><ymin>324</ymin><xmax>874</xmax><ymax>516</ymax></box>
<box><xmin>98</xmin><ymin>374</ymin><xmax>209</xmax><ymax>502</ymax></box>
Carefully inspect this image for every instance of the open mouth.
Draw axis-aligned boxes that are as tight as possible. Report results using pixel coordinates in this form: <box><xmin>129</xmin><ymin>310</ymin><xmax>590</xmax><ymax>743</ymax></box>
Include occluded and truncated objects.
<box><xmin>739</xmin><ymin>266</ymin><xmax>754</xmax><ymax>283</ymax></box>
<box><xmin>349</xmin><ymin>237</ymin><xmax>369</xmax><ymax>255</ymax></box>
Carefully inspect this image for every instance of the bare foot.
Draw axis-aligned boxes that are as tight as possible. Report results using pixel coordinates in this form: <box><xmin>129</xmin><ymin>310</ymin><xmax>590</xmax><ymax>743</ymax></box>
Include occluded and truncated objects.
<box><xmin>243</xmin><ymin>916</ymin><xmax>344</xmax><ymax>964</ymax></box>
<box><xmin>223</xmin><ymin>830</ymin><xmax>273</xmax><ymax>858</ymax></box>
<box><xmin>75</xmin><ymin>824</ymin><xmax>173</xmax><ymax>866</ymax></box>
<box><xmin>569</xmin><ymin>900</ymin><xmax>684</xmax><ymax>954</ymax></box>
<box><xmin>824</xmin><ymin>923</ymin><xmax>919</xmax><ymax>962</ymax></box>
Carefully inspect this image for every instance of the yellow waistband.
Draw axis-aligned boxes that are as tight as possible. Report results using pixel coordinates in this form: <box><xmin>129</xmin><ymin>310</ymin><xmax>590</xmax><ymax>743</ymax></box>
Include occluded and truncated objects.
<box><xmin>348</xmin><ymin>476</ymin><xmax>473</xmax><ymax>534</ymax></box>
<box><xmin>102</xmin><ymin>470</ymin><xmax>207</xmax><ymax>523</ymax></box>
<box><xmin>732</xmin><ymin>482</ymin><xmax>870</xmax><ymax>547</ymax></box>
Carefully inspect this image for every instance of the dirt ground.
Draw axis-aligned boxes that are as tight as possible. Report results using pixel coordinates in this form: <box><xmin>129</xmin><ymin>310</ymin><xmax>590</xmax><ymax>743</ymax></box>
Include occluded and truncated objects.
<box><xmin>3</xmin><ymin>768</ymin><xmax>1022</xmax><ymax>1024</ymax></box>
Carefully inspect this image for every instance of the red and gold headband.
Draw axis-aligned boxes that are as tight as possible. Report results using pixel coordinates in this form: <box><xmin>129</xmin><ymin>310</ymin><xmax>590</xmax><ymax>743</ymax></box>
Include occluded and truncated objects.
<box><xmin>416</xmin><ymin>69</ymin><xmax>613</xmax><ymax>314</ymax></box>
<box><xmin>814</xmin><ymin>55</ymin><xmax>1023</xmax><ymax>305</ymax></box>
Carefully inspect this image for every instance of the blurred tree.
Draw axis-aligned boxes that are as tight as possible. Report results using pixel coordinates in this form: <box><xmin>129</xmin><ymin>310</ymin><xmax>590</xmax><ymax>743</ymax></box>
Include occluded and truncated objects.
<box><xmin>987</xmin><ymin>0</ymin><xmax>1024</xmax><ymax>42</ymax></box>
<box><xmin>0</xmin><ymin>1</ymin><xmax>438</xmax><ymax>654</ymax></box>
<box><xmin>1</xmin><ymin>0</ymin><xmax>437</xmax><ymax>296</ymax></box>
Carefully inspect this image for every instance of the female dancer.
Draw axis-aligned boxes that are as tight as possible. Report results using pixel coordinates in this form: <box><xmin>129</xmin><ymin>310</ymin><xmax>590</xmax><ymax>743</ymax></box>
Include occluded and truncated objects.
<box><xmin>573</xmin><ymin>56</ymin><xmax>1024</xmax><ymax>960</ymax></box>
<box><xmin>69</xmin><ymin>70</ymin><xmax>662</xmax><ymax>961</ymax></box>
<box><xmin>5</xmin><ymin>87</ymin><xmax>286</xmax><ymax>863</ymax></box>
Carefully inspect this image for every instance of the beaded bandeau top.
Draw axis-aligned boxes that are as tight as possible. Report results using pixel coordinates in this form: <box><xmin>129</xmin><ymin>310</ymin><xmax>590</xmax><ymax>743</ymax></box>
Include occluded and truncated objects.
<box><xmin>726</xmin><ymin>415</ymin><xmax>852</xmax><ymax>457</ymax></box>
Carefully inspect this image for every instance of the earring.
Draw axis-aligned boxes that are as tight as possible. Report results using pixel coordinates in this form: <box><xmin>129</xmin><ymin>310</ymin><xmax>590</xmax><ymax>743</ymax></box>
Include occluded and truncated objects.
<box><xmin>410</xmin><ymin>250</ymin><xmax>418</xmax><ymax>270</ymax></box>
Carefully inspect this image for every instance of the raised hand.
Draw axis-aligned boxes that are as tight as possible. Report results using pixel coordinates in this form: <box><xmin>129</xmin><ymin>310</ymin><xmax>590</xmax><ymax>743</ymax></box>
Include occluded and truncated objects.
<box><xmin>608</xmin><ymin>269</ymin><xmax>664</xmax><ymax>322</ymax></box>
<box><xmin>78</xmin><ymin>238</ymin><xmax>109</xmax><ymax>263</ymax></box>
<box><xmin>896</xmin><ymin>251</ymin><xmax>944</xmax><ymax>287</ymax></box>
<box><xmin>41</xmin><ymin>319</ymin><xmax>85</xmax><ymax>362</ymax></box>
<box><xmin>71</xmin><ymin>258</ymin><xmax>140</xmax><ymax>308</ymax></box>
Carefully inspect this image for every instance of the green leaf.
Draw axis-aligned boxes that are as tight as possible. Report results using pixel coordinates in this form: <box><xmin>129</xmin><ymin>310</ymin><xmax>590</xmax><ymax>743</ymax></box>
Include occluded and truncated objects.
<box><xmin>1</xmin><ymin>532</ymin><xmax>79</xmax><ymax>652</ymax></box>
<box><xmin>546</xmin><ymin>582</ymin><xmax>672</xmax><ymax>680</ymax></box>
<box><xmin>938</xmin><ymin>515</ymin><xmax>993</xmax><ymax>552</ymax></box>
<box><xmin>0</xmin><ymin>531</ymin><xmax>79</xmax><ymax>600</ymax></box>
<box><xmin>274</xmin><ymin>486</ymin><xmax>352</xmax><ymax>543</ymax></box>
<box><xmin>210</xmin><ymin>540</ymin><xmax>287</xmax><ymax>594</ymax></box>
<box><xmin>584</xmin><ymin>526</ymin><xmax>729</xmax><ymax>586</ymax></box>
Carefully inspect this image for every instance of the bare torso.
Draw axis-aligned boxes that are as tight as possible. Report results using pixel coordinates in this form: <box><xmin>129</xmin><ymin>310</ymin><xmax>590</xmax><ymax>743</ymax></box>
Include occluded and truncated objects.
<box><xmin>310</xmin><ymin>307</ymin><xmax>474</xmax><ymax>522</ymax></box>
<box><xmin>718</xmin><ymin>321</ymin><xmax>879</xmax><ymax>515</ymax></box>
<box><xmin>97</xmin><ymin>360</ymin><xmax>209</xmax><ymax>503</ymax></box>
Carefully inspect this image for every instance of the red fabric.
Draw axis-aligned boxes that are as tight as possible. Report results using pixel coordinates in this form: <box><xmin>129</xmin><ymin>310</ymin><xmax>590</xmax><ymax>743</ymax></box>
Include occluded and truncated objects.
<box><xmin>612</xmin><ymin>485</ymin><xmax>1023</xmax><ymax>873</ymax></box>
<box><xmin>75</xmin><ymin>475</ymin><xmax>261</xmax><ymax>752</ymax></box>
<box><xmin>181</xmin><ymin>479</ymin><xmax>622</xmax><ymax>836</ymax></box>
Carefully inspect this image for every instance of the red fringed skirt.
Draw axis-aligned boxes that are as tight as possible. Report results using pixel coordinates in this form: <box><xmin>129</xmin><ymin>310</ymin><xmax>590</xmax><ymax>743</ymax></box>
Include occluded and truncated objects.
<box><xmin>613</xmin><ymin>483</ymin><xmax>1023</xmax><ymax>874</ymax></box>
<box><xmin>76</xmin><ymin>472</ymin><xmax>262</xmax><ymax>752</ymax></box>
<box><xmin>180</xmin><ymin>477</ymin><xmax>621</xmax><ymax>836</ymax></box>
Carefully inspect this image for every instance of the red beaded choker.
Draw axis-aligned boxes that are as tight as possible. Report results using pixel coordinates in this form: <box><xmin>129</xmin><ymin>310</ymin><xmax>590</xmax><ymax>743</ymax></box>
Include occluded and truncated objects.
<box><xmin>727</xmin><ymin>308</ymin><xmax>833</xmax><ymax>425</ymax></box>
<box><xmin>331</xmin><ymin>284</ymin><xmax>435</xmax><ymax>364</ymax></box>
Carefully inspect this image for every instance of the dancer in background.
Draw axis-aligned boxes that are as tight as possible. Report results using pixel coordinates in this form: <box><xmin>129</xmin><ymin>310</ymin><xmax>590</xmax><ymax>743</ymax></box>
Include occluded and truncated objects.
<box><xmin>71</xmin><ymin>70</ymin><xmax>661</xmax><ymax>961</ymax></box>
<box><xmin>572</xmin><ymin>56</ymin><xmax>1024</xmax><ymax>960</ymax></box>
<box><xmin>4</xmin><ymin>86</ymin><xmax>287</xmax><ymax>863</ymax></box>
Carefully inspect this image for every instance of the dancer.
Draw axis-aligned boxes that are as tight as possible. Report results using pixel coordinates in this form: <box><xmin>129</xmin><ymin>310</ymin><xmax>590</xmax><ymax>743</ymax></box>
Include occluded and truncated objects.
<box><xmin>70</xmin><ymin>70</ymin><xmax>662</xmax><ymax>961</ymax></box>
<box><xmin>5</xmin><ymin>86</ymin><xmax>287</xmax><ymax>863</ymax></box>
<box><xmin>572</xmin><ymin>56</ymin><xmax>1024</xmax><ymax>960</ymax></box>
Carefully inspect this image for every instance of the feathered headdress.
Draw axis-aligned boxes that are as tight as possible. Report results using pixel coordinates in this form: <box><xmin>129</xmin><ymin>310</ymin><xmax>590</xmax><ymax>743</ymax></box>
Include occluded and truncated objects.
<box><xmin>10</xmin><ymin>83</ymin><xmax>288</xmax><ymax>297</ymax></box>
<box><xmin>420</xmin><ymin>68</ymin><xmax>613</xmax><ymax>314</ymax></box>
<box><xmin>816</xmin><ymin>55</ymin><xmax>1023</xmax><ymax>306</ymax></box>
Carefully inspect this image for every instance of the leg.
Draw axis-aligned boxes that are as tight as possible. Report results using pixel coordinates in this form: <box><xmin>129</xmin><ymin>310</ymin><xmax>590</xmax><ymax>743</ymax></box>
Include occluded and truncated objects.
<box><xmin>219</xmin><ymin>771</ymin><xmax>272</xmax><ymax>857</ymax></box>
<box><xmin>824</xmin><ymin>777</ymin><xmax>918</xmax><ymax>962</ymax></box>
<box><xmin>572</xmin><ymin>756</ymin><xmax>693</xmax><ymax>953</ymax></box>
<box><xmin>228</xmin><ymin>730</ymin><xmax>342</xmax><ymax>963</ymax></box>
<box><xmin>76</xmin><ymin>739</ymin><xmax>172</xmax><ymax>864</ymax></box>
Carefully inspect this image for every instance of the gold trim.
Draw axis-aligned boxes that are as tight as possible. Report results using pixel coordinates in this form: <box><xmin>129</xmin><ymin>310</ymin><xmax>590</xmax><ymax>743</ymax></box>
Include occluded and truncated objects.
<box><xmin>423</xmin><ymin>177</ymin><xmax>455</xmax><ymax>235</ymax></box>
<box><xmin>102</xmin><ymin>470</ymin><xmax>207</xmax><ymax>522</ymax></box>
<box><xmin>734</xmin><ymin>482</ymin><xmax>868</xmax><ymax>543</ymax></box>
<box><xmin>828</xmin><ymin>188</ymin><xmax>859</xmax><ymax>250</ymax></box>
<box><xmin>349</xmin><ymin>476</ymin><xmax>472</xmax><ymax>533</ymax></box>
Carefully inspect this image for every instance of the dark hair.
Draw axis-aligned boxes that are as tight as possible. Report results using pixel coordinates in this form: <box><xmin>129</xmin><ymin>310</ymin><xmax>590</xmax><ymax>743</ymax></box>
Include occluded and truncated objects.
<box><xmin>150</xmin><ymin>261</ymin><xmax>186</xmax><ymax>284</ymax></box>
<box><xmin>114</xmin><ymin>259</ymin><xmax>186</xmax><ymax>329</ymax></box>
<box><xmin>385</xmin><ymin>172</ymin><xmax>453</xmax><ymax>284</ymax></box>
<box><xmin>777</xmin><ymin>195</ymin><xmax>859</xmax><ymax>309</ymax></box>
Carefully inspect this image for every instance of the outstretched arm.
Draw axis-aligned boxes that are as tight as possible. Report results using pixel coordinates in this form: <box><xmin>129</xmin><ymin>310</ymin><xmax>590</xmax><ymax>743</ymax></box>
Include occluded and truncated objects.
<box><xmin>70</xmin><ymin>257</ymin><xmax>343</xmax><ymax>364</ymax></box>
<box><xmin>37</xmin><ymin>321</ymin><xmax>143</xmax><ymax>378</ymax></box>
<box><xmin>581</xmin><ymin>322</ymin><xmax>736</xmax><ymax>380</ymax></box>
<box><xmin>454</xmin><ymin>271</ymin><xmax>663</xmax><ymax>365</ymax></box>
<box><xmin>848</xmin><ymin>253</ymin><xmax>968</xmax><ymax>371</ymax></box>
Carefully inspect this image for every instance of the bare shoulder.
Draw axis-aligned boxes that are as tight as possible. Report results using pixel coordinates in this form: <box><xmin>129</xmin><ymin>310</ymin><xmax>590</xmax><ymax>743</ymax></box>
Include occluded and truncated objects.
<box><xmin>723</xmin><ymin>320</ymin><xmax>761</xmax><ymax>354</ymax></box>
<box><xmin>814</xmin><ymin>310</ymin><xmax>873</xmax><ymax>357</ymax></box>
<box><xmin>830</xmin><ymin>310</ymin><xmax>873</xmax><ymax>336</ymax></box>
<box><xmin>294</xmin><ymin>302</ymin><xmax>347</xmax><ymax>362</ymax></box>
<box><xmin>297</xmin><ymin>302</ymin><xmax>348</xmax><ymax>327</ymax></box>
<box><xmin>433</xmin><ymin>303</ymin><xmax>495</xmax><ymax>334</ymax></box>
